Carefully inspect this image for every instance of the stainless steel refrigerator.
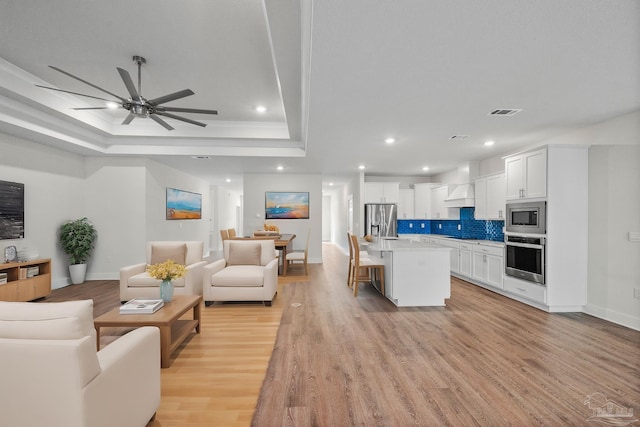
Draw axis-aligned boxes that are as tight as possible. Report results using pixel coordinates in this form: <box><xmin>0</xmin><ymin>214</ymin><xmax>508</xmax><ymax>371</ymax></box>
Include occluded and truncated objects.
<box><xmin>364</xmin><ymin>203</ymin><xmax>397</xmax><ymax>238</ymax></box>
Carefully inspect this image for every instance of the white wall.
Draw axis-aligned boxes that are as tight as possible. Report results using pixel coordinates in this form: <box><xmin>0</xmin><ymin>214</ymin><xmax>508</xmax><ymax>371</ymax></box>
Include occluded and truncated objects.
<box><xmin>0</xmin><ymin>134</ymin><xmax>211</xmax><ymax>287</ymax></box>
<box><xmin>586</xmin><ymin>144</ymin><xmax>640</xmax><ymax>330</ymax></box>
<box><xmin>84</xmin><ymin>157</ymin><xmax>147</xmax><ymax>281</ymax></box>
<box><xmin>211</xmin><ymin>185</ymin><xmax>242</xmax><ymax>250</ymax></box>
<box><xmin>243</xmin><ymin>173</ymin><xmax>322</xmax><ymax>263</ymax></box>
<box><xmin>326</xmin><ymin>173</ymin><xmax>363</xmax><ymax>255</ymax></box>
<box><xmin>0</xmin><ymin>133</ymin><xmax>84</xmax><ymax>289</ymax></box>
<box><xmin>83</xmin><ymin>157</ymin><xmax>210</xmax><ymax>280</ymax></box>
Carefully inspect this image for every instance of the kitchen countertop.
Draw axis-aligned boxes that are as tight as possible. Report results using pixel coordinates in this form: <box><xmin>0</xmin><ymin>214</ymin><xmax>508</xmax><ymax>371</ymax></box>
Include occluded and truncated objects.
<box><xmin>364</xmin><ymin>238</ymin><xmax>451</xmax><ymax>252</ymax></box>
<box><xmin>398</xmin><ymin>234</ymin><xmax>505</xmax><ymax>248</ymax></box>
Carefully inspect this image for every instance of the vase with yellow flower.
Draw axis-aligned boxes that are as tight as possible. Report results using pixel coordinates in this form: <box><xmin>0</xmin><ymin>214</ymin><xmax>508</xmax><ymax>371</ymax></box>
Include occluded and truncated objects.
<box><xmin>146</xmin><ymin>259</ymin><xmax>187</xmax><ymax>302</ymax></box>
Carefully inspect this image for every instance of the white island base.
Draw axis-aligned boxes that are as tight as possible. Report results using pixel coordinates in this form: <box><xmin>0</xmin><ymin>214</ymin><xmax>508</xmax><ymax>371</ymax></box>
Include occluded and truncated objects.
<box><xmin>366</xmin><ymin>239</ymin><xmax>451</xmax><ymax>307</ymax></box>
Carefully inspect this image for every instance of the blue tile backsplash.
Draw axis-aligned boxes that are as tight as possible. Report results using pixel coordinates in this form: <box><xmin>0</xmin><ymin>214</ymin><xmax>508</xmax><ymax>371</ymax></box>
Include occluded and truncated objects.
<box><xmin>397</xmin><ymin>208</ymin><xmax>504</xmax><ymax>241</ymax></box>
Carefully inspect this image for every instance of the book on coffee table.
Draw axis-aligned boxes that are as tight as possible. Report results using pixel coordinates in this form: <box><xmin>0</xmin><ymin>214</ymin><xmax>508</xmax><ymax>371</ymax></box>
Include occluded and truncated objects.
<box><xmin>119</xmin><ymin>298</ymin><xmax>164</xmax><ymax>314</ymax></box>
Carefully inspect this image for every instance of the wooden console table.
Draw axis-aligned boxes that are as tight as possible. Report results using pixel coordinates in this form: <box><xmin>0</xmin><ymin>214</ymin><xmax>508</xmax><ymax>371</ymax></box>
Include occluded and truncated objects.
<box><xmin>0</xmin><ymin>258</ymin><xmax>51</xmax><ymax>301</ymax></box>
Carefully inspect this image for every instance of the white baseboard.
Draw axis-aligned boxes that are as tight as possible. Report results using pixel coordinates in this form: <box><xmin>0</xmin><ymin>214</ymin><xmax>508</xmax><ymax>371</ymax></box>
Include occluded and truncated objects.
<box><xmin>86</xmin><ymin>273</ymin><xmax>119</xmax><ymax>281</ymax></box>
<box><xmin>583</xmin><ymin>303</ymin><xmax>640</xmax><ymax>331</ymax></box>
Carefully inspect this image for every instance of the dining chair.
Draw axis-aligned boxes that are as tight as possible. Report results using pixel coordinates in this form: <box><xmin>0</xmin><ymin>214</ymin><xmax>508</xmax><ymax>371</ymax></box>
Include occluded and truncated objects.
<box><xmin>285</xmin><ymin>228</ymin><xmax>310</xmax><ymax>276</ymax></box>
<box><xmin>220</xmin><ymin>229</ymin><xmax>229</xmax><ymax>241</ymax></box>
<box><xmin>227</xmin><ymin>228</ymin><xmax>237</xmax><ymax>238</ymax></box>
<box><xmin>349</xmin><ymin>234</ymin><xmax>385</xmax><ymax>297</ymax></box>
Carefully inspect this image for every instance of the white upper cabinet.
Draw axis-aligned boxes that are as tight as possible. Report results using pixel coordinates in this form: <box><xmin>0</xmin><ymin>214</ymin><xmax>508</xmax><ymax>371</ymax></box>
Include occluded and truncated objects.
<box><xmin>505</xmin><ymin>148</ymin><xmax>547</xmax><ymax>200</ymax></box>
<box><xmin>364</xmin><ymin>182</ymin><xmax>400</xmax><ymax>203</ymax></box>
<box><xmin>475</xmin><ymin>173</ymin><xmax>506</xmax><ymax>220</ymax></box>
<box><xmin>430</xmin><ymin>185</ymin><xmax>460</xmax><ymax>220</ymax></box>
<box><xmin>413</xmin><ymin>183</ymin><xmax>440</xmax><ymax>219</ymax></box>
<box><xmin>398</xmin><ymin>189</ymin><xmax>415</xmax><ymax>219</ymax></box>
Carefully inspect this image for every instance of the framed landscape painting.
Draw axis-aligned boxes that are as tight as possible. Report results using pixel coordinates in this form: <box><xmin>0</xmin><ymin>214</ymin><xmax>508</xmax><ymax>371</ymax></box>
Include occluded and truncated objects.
<box><xmin>166</xmin><ymin>188</ymin><xmax>202</xmax><ymax>220</ymax></box>
<box><xmin>265</xmin><ymin>191</ymin><xmax>309</xmax><ymax>219</ymax></box>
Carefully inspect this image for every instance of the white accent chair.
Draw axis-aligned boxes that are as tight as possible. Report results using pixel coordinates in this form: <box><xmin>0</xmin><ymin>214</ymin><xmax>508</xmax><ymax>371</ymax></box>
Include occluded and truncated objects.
<box><xmin>203</xmin><ymin>239</ymin><xmax>278</xmax><ymax>306</ymax></box>
<box><xmin>0</xmin><ymin>300</ymin><xmax>161</xmax><ymax>427</ymax></box>
<box><xmin>120</xmin><ymin>240</ymin><xmax>206</xmax><ymax>302</ymax></box>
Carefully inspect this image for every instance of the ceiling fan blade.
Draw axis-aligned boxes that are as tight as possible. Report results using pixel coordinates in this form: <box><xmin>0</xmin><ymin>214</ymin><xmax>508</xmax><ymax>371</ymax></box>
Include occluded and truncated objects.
<box><xmin>156</xmin><ymin>111</ymin><xmax>207</xmax><ymax>127</ymax></box>
<box><xmin>117</xmin><ymin>67</ymin><xmax>140</xmax><ymax>100</ymax></box>
<box><xmin>72</xmin><ymin>107</ymin><xmax>113</xmax><ymax>110</ymax></box>
<box><xmin>48</xmin><ymin>66</ymin><xmax>127</xmax><ymax>102</ymax></box>
<box><xmin>156</xmin><ymin>106</ymin><xmax>218</xmax><ymax>115</ymax></box>
<box><xmin>122</xmin><ymin>113</ymin><xmax>135</xmax><ymax>125</ymax></box>
<box><xmin>147</xmin><ymin>89</ymin><xmax>194</xmax><ymax>106</ymax></box>
<box><xmin>149</xmin><ymin>114</ymin><xmax>174</xmax><ymax>130</ymax></box>
<box><xmin>35</xmin><ymin>85</ymin><xmax>118</xmax><ymax>103</ymax></box>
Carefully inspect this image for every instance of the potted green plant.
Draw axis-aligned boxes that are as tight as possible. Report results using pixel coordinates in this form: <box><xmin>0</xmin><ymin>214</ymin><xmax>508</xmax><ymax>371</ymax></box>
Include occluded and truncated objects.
<box><xmin>59</xmin><ymin>217</ymin><xmax>97</xmax><ymax>284</ymax></box>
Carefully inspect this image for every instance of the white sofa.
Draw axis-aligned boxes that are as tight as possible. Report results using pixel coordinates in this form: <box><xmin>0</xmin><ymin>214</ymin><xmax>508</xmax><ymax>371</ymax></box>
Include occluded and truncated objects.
<box><xmin>203</xmin><ymin>239</ymin><xmax>278</xmax><ymax>306</ymax></box>
<box><xmin>0</xmin><ymin>300</ymin><xmax>160</xmax><ymax>427</ymax></box>
<box><xmin>120</xmin><ymin>240</ymin><xmax>206</xmax><ymax>302</ymax></box>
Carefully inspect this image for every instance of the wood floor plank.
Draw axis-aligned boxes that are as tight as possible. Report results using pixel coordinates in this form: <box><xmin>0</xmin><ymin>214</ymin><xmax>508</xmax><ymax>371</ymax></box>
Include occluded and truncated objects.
<box><xmin>41</xmin><ymin>244</ymin><xmax>640</xmax><ymax>426</ymax></box>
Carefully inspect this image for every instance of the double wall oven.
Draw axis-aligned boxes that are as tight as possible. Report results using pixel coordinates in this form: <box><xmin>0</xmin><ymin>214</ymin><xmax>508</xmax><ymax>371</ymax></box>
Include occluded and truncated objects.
<box><xmin>505</xmin><ymin>201</ymin><xmax>546</xmax><ymax>284</ymax></box>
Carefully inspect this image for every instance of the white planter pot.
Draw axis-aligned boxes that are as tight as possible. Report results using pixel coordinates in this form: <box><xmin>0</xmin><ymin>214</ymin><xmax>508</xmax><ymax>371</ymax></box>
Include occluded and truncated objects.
<box><xmin>69</xmin><ymin>263</ymin><xmax>87</xmax><ymax>285</ymax></box>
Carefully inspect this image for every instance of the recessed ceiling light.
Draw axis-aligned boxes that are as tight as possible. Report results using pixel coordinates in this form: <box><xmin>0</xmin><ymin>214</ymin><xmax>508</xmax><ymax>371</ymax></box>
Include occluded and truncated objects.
<box><xmin>422</xmin><ymin>166</ymin><xmax>429</xmax><ymax>171</ymax></box>
<box><xmin>225</xmin><ymin>178</ymin><xmax>231</xmax><ymax>183</ymax></box>
<box><xmin>484</xmin><ymin>140</ymin><xmax>495</xmax><ymax>146</ymax></box>
<box><xmin>358</xmin><ymin>165</ymin><xmax>365</xmax><ymax>170</ymax></box>
<box><xmin>255</xmin><ymin>105</ymin><xmax>267</xmax><ymax>113</ymax></box>
<box><xmin>277</xmin><ymin>165</ymin><xmax>284</xmax><ymax>171</ymax></box>
<box><xmin>329</xmin><ymin>182</ymin><xmax>334</xmax><ymax>186</ymax></box>
<box><xmin>384</xmin><ymin>137</ymin><xmax>395</xmax><ymax>144</ymax></box>
<box><xmin>106</xmin><ymin>102</ymin><xmax>119</xmax><ymax>109</ymax></box>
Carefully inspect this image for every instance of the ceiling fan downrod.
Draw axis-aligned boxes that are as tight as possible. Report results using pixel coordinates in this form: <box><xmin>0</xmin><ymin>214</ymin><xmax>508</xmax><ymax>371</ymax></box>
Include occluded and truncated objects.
<box><xmin>132</xmin><ymin>55</ymin><xmax>145</xmax><ymax>99</ymax></box>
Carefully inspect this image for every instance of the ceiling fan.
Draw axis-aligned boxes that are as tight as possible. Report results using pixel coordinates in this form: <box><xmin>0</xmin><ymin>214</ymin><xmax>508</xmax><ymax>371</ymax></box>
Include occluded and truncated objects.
<box><xmin>35</xmin><ymin>55</ymin><xmax>218</xmax><ymax>130</ymax></box>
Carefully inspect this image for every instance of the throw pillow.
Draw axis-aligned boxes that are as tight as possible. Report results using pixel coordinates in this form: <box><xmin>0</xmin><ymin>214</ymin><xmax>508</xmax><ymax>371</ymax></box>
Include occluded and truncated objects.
<box><xmin>227</xmin><ymin>241</ymin><xmax>262</xmax><ymax>266</ymax></box>
<box><xmin>150</xmin><ymin>243</ymin><xmax>187</xmax><ymax>265</ymax></box>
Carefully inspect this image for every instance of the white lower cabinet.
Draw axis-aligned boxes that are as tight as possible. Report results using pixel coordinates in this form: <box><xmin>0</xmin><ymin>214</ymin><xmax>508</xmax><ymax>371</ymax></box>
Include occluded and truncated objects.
<box><xmin>429</xmin><ymin>238</ymin><xmax>460</xmax><ymax>274</ymax></box>
<box><xmin>471</xmin><ymin>244</ymin><xmax>504</xmax><ymax>289</ymax></box>
<box><xmin>486</xmin><ymin>254</ymin><xmax>504</xmax><ymax>289</ymax></box>
<box><xmin>425</xmin><ymin>237</ymin><xmax>503</xmax><ymax>289</ymax></box>
<box><xmin>458</xmin><ymin>243</ymin><xmax>472</xmax><ymax>277</ymax></box>
<box><xmin>503</xmin><ymin>276</ymin><xmax>546</xmax><ymax>304</ymax></box>
<box><xmin>472</xmin><ymin>252</ymin><xmax>487</xmax><ymax>282</ymax></box>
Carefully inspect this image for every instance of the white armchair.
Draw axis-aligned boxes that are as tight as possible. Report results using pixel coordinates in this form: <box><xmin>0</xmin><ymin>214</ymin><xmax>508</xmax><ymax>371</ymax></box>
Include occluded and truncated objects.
<box><xmin>0</xmin><ymin>300</ymin><xmax>160</xmax><ymax>427</ymax></box>
<box><xmin>203</xmin><ymin>239</ymin><xmax>278</xmax><ymax>306</ymax></box>
<box><xmin>120</xmin><ymin>240</ymin><xmax>206</xmax><ymax>302</ymax></box>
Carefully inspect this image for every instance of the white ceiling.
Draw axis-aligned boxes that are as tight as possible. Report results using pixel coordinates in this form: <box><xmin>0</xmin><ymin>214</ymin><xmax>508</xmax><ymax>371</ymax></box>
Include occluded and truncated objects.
<box><xmin>1</xmin><ymin>0</ymin><xmax>638</xmax><ymax>192</ymax></box>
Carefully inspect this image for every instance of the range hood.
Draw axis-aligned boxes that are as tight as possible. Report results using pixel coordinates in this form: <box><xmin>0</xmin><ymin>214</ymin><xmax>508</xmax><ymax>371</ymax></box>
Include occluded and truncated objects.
<box><xmin>444</xmin><ymin>183</ymin><xmax>475</xmax><ymax>207</ymax></box>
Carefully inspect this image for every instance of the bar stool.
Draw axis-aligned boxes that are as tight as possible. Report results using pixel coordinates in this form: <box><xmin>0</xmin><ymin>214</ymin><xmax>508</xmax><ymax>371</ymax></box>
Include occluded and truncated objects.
<box><xmin>349</xmin><ymin>234</ymin><xmax>385</xmax><ymax>297</ymax></box>
<box><xmin>347</xmin><ymin>232</ymin><xmax>370</xmax><ymax>288</ymax></box>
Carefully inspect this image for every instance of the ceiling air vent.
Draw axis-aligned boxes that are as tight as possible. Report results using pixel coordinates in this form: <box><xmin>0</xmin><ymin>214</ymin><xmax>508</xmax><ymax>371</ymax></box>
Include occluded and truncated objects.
<box><xmin>489</xmin><ymin>109</ymin><xmax>522</xmax><ymax>116</ymax></box>
<box><xmin>449</xmin><ymin>135</ymin><xmax>470</xmax><ymax>140</ymax></box>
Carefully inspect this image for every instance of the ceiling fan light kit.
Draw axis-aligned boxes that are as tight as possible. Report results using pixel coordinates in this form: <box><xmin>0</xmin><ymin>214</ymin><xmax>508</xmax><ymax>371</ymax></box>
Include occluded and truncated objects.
<box><xmin>36</xmin><ymin>55</ymin><xmax>218</xmax><ymax>130</ymax></box>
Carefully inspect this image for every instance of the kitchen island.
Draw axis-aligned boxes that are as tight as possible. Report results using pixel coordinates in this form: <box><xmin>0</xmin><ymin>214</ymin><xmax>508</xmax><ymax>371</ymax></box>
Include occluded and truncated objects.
<box><xmin>365</xmin><ymin>238</ymin><xmax>451</xmax><ymax>307</ymax></box>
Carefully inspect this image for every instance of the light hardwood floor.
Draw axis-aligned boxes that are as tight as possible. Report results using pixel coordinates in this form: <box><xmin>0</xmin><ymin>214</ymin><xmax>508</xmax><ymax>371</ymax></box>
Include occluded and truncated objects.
<box><xmin>44</xmin><ymin>244</ymin><xmax>639</xmax><ymax>426</ymax></box>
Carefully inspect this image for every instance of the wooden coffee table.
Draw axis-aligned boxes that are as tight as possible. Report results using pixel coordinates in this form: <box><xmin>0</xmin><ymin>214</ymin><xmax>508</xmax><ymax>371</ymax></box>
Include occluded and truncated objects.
<box><xmin>94</xmin><ymin>295</ymin><xmax>202</xmax><ymax>368</ymax></box>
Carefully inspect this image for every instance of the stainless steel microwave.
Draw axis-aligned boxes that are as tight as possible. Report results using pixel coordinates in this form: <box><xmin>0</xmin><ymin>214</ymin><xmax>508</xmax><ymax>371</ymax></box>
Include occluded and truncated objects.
<box><xmin>506</xmin><ymin>201</ymin><xmax>546</xmax><ymax>234</ymax></box>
